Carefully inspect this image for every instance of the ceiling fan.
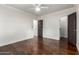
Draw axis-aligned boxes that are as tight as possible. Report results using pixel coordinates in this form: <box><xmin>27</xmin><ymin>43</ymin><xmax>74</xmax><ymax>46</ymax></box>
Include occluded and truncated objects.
<box><xmin>30</xmin><ymin>4</ymin><xmax>48</xmax><ymax>12</ymax></box>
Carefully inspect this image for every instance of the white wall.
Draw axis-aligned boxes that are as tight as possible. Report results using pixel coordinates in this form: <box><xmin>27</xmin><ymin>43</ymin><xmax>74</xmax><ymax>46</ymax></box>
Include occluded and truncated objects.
<box><xmin>60</xmin><ymin>16</ymin><xmax>68</xmax><ymax>38</ymax></box>
<box><xmin>75</xmin><ymin>5</ymin><xmax>79</xmax><ymax>51</ymax></box>
<box><xmin>39</xmin><ymin>7</ymin><xmax>76</xmax><ymax>40</ymax></box>
<box><xmin>33</xmin><ymin>20</ymin><xmax>38</xmax><ymax>36</ymax></box>
<box><xmin>0</xmin><ymin>5</ymin><xmax>36</xmax><ymax>46</ymax></box>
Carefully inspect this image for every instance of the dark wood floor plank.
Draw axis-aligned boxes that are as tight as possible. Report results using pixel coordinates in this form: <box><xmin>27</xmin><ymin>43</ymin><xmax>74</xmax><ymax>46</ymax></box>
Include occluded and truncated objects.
<box><xmin>0</xmin><ymin>37</ymin><xmax>78</xmax><ymax>55</ymax></box>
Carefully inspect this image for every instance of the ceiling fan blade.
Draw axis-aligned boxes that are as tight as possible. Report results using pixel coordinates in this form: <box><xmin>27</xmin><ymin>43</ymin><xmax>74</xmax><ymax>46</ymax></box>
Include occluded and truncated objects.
<box><xmin>30</xmin><ymin>8</ymin><xmax>35</xmax><ymax>9</ymax></box>
<box><xmin>33</xmin><ymin>4</ymin><xmax>41</xmax><ymax>7</ymax></box>
<box><xmin>41</xmin><ymin>7</ymin><xmax>48</xmax><ymax>8</ymax></box>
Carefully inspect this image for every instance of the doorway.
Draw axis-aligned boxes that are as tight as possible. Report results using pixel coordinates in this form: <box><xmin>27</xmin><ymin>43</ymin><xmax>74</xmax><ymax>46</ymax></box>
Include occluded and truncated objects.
<box><xmin>68</xmin><ymin>12</ymin><xmax>77</xmax><ymax>46</ymax></box>
<box><xmin>60</xmin><ymin>12</ymin><xmax>77</xmax><ymax>47</ymax></box>
<box><xmin>33</xmin><ymin>20</ymin><xmax>43</xmax><ymax>38</ymax></box>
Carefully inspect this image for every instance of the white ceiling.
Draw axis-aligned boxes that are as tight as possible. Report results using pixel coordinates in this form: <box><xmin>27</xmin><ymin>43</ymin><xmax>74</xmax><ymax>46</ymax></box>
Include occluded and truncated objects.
<box><xmin>7</xmin><ymin>4</ymin><xmax>74</xmax><ymax>16</ymax></box>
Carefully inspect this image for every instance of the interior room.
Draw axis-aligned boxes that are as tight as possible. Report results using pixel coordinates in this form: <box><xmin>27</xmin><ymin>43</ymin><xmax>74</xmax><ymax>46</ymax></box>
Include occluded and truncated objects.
<box><xmin>0</xmin><ymin>4</ymin><xmax>79</xmax><ymax>55</ymax></box>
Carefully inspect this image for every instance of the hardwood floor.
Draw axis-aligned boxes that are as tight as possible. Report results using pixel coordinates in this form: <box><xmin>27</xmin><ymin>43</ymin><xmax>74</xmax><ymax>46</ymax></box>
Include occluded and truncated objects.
<box><xmin>0</xmin><ymin>37</ymin><xmax>79</xmax><ymax>55</ymax></box>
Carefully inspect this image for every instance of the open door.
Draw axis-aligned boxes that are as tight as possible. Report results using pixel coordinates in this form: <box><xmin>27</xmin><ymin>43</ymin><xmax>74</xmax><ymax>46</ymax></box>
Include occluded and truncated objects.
<box><xmin>68</xmin><ymin>12</ymin><xmax>77</xmax><ymax>47</ymax></box>
<box><xmin>38</xmin><ymin>20</ymin><xmax>43</xmax><ymax>38</ymax></box>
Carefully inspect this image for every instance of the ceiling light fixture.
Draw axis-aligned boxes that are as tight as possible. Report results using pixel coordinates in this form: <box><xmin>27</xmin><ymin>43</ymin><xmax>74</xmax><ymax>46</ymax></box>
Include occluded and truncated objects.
<box><xmin>35</xmin><ymin>7</ymin><xmax>40</xmax><ymax>12</ymax></box>
<box><xmin>31</xmin><ymin>4</ymin><xmax>48</xmax><ymax>12</ymax></box>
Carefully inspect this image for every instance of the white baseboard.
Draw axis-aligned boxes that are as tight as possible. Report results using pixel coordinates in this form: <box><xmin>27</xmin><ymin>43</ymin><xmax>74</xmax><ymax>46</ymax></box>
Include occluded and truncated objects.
<box><xmin>0</xmin><ymin>36</ymin><xmax>33</xmax><ymax>47</ymax></box>
<box><xmin>43</xmin><ymin>36</ymin><xmax>59</xmax><ymax>40</ymax></box>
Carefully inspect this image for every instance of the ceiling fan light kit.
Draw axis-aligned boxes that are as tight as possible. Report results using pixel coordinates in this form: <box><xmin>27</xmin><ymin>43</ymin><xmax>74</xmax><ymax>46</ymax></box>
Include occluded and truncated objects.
<box><xmin>33</xmin><ymin>4</ymin><xmax>48</xmax><ymax>12</ymax></box>
<box><xmin>35</xmin><ymin>7</ymin><xmax>41</xmax><ymax>12</ymax></box>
